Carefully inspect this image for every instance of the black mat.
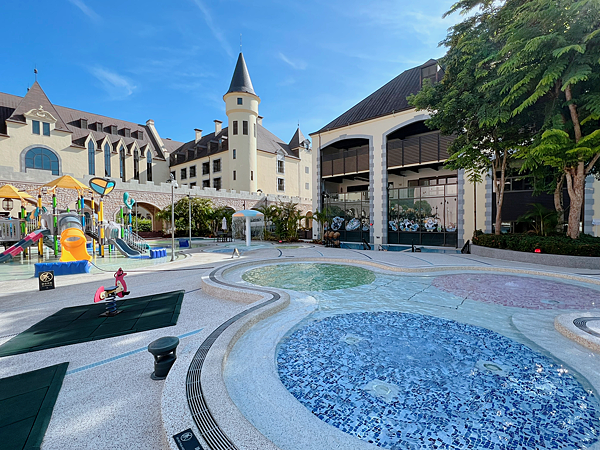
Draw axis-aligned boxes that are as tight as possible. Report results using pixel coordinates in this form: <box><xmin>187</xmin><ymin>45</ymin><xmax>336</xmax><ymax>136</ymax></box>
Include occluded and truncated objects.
<box><xmin>0</xmin><ymin>362</ymin><xmax>68</xmax><ymax>450</ymax></box>
<box><xmin>0</xmin><ymin>290</ymin><xmax>185</xmax><ymax>357</ymax></box>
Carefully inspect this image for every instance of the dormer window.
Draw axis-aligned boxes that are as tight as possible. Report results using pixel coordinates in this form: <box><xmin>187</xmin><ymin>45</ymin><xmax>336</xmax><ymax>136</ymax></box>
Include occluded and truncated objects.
<box><xmin>80</xmin><ymin>119</ymin><xmax>88</xmax><ymax>129</ymax></box>
<box><xmin>124</xmin><ymin>128</ymin><xmax>131</xmax><ymax>138</ymax></box>
<box><xmin>421</xmin><ymin>64</ymin><xmax>439</xmax><ymax>85</ymax></box>
<box><xmin>135</xmin><ymin>130</ymin><xmax>144</xmax><ymax>140</ymax></box>
<box><xmin>96</xmin><ymin>122</ymin><xmax>103</xmax><ymax>132</ymax></box>
<box><xmin>32</xmin><ymin>120</ymin><xmax>40</xmax><ymax>135</ymax></box>
<box><xmin>43</xmin><ymin>122</ymin><xmax>50</xmax><ymax>136</ymax></box>
<box><xmin>110</xmin><ymin>125</ymin><xmax>117</xmax><ymax>135</ymax></box>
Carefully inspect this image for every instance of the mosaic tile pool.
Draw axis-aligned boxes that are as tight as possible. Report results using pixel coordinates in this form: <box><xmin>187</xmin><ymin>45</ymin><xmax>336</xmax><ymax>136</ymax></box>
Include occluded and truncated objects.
<box><xmin>242</xmin><ymin>263</ymin><xmax>376</xmax><ymax>291</ymax></box>
<box><xmin>433</xmin><ymin>274</ymin><xmax>600</xmax><ymax>309</ymax></box>
<box><xmin>277</xmin><ymin>312</ymin><xmax>600</xmax><ymax>449</ymax></box>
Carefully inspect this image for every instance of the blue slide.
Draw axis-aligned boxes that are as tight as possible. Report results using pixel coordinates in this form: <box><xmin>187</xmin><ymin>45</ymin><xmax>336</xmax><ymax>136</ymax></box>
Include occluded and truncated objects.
<box><xmin>109</xmin><ymin>237</ymin><xmax>142</xmax><ymax>257</ymax></box>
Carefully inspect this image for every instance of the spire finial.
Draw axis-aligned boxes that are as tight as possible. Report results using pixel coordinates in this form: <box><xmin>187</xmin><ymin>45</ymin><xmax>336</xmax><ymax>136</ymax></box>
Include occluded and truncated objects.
<box><xmin>240</xmin><ymin>34</ymin><xmax>242</xmax><ymax>53</ymax></box>
<box><xmin>34</xmin><ymin>65</ymin><xmax>38</xmax><ymax>82</ymax></box>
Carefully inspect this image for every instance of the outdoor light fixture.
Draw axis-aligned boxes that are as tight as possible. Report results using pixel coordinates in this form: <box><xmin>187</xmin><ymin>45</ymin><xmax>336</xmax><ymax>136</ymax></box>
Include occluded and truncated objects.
<box><xmin>168</xmin><ymin>174</ymin><xmax>178</xmax><ymax>261</ymax></box>
<box><xmin>188</xmin><ymin>193</ymin><xmax>192</xmax><ymax>249</ymax></box>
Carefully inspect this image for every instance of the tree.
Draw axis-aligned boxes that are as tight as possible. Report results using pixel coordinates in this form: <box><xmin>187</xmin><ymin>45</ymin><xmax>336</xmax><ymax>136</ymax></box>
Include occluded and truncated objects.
<box><xmin>255</xmin><ymin>201</ymin><xmax>304</xmax><ymax>241</ymax></box>
<box><xmin>483</xmin><ymin>0</ymin><xmax>600</xmax><ymax>238</ymax></box>
<box><xmin>408</xmin><ymin>2</ymin><xmax>543</xmax><ymax>235</ymax></box>
<box><xmin>156</xmin><ymin>197</ymin><xmax>214</xmax><ymax>236</ymax></box>
<box><xmin>210</xmin><ymin>206</ymin><xmax>234</xmax><ymax>235</ymax></box>
<box><xmin>516</xmin><ymin>203</ymin><xmax>559</xmax><ymax>236</ymax></box>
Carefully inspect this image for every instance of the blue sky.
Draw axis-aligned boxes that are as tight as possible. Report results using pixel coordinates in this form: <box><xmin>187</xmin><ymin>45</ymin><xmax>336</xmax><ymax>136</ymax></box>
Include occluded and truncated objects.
<box><xmin>2</xmin><ymin>0</ymin><xmax>460</xmax><ymax>145</ymax></box>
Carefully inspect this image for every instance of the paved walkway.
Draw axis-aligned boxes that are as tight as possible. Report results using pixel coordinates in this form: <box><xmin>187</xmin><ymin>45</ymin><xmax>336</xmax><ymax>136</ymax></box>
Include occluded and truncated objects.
<box><xmin>1</xmin><ymin>242</ymin><xmax>599</xmax><ymax>449</ymax></box>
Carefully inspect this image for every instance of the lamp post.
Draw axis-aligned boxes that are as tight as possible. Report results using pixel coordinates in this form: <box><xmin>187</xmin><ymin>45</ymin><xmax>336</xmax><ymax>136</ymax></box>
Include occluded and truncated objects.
<box><xmin>169</xmin><ymin>174</ymin><xmax>178</xmax><ymax>261</ymax></box>
<box><xmin>188</xmin><ymin>193</ymin><xmax>192</xmax><ymax>249</ymax></box>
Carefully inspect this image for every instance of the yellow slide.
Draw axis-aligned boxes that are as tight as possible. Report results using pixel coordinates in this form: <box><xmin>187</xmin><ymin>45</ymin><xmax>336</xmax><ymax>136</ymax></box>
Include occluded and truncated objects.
<box><xmin>60</xmin><ymin>227</ymin><xmax>91</xmax><ymax>262</ymax></box>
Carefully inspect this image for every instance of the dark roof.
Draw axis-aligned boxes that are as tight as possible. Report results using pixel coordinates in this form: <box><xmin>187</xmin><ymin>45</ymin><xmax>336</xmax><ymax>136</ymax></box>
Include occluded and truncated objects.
<box><xmin>226</xmin><ymin>53</ymin><xmax>256</xmax><ymax>96</ymax></box>
<box><xmin>7</xmin><ymin>82</ymin><xmax>71</xmax><ymax>132</ymax></box>
<box><xmin>169</xmin><ymin>123</ymin><xmax>298</xmax><ymax>167</ymax></box>
<box><xmin>313</xmin><ymin>59</ymin><xmax>439</xmax><ymax>134</ymax></box>
<box><xmin>0</xmin><ymin>84</ymin><xmax>186</xmax><ymax>161</ymax></box>
<box><xmin>0</xmin><ymin>92</ymin><xmax>20</xmax><ymax>135</ymax></box>
<box><xmin>288</xmin><ymin>127</ymin><xmax>307</xmax><ymax>150</ymax></box>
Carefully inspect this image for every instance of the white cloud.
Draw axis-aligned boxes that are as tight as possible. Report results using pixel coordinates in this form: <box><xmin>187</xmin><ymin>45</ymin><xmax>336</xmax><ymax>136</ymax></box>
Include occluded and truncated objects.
<box><xmin>191</xmin><ymin>0</ymin><xmax>234</xmax><ymax>58</ymax></box>
<box><xmin>68</xmin><ymin>0</ymin><xmax>101</xmax><ymax>22</ymax></box>
<box><xmin>278</xmin><ymin>52</ymin><xmax>307</xmax><ymax>70</ymax></box>
<box><xmin>91</xmin><ymin>67</ymin><xmax>136</xmax><ymax>99</ymax></box>
<box><xmin>277</xmin><ymin>77</ymin><xmax>297</xmax><ymax>87</ymax></box>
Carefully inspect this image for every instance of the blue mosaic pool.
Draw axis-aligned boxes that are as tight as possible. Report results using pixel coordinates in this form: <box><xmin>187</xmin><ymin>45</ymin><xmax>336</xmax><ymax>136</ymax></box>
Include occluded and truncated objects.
<box><xmin>277</xmin><ymin>312</ymin><xmax>600</xmax><ymax>449</ymax></box>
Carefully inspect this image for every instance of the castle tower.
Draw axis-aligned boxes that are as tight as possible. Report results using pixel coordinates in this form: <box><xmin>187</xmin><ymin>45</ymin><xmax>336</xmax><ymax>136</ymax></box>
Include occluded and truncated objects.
<box><xmin>224</xmin><ymin>52</ymin><xmax>260</xmax><ymax>193</ymax></box>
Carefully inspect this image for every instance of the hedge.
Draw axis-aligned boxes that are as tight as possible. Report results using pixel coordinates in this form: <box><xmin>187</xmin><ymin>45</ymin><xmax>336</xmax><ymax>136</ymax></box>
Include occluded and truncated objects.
<box><xmin>472</xmin><ymin>233</ymin><xmax>600</xmax><ymax>257</ymax></box>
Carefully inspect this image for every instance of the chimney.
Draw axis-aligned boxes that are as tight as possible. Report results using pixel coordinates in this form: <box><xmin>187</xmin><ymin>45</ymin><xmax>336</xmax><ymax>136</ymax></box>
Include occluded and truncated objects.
<box><xmin>257</xmin><ymin>116</ymin><xmax>263</xmax><ymax>126</ymax></box>
<box><xmin>214</xmin><ymin>120</ymin><xmax>222</xmax><ymax>135</ymax></box>
<box><xmin>195</xmin><ymin>129</ymin><xmax>202</xmax><ymax>143</ymax></box>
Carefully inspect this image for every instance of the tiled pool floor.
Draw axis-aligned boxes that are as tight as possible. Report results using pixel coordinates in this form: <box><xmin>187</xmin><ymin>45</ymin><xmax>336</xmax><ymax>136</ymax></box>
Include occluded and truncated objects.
<box><xmin>278</xmin><ymin>312</ymin><xmax>600</xmax><ymax>449</ymax></box>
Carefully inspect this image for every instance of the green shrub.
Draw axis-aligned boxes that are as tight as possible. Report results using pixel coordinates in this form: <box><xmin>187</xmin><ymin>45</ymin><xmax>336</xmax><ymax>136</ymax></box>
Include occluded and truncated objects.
<box><xmin>132</xmin><ymin>217</ymin><xmax>152</xmax><ymax>232</ymax></box>
<box><xmin>473</xmin><ymin>233</ymin><xmax>600</xmax><ymax>257</ymax></box>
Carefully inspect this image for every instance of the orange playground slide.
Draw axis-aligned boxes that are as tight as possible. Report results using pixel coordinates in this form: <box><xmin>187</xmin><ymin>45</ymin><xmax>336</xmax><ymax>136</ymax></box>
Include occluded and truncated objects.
<box><xmin>60</xmin><ymin>227</ymin><xmax>91</xmax><ymax>262</ymax></box>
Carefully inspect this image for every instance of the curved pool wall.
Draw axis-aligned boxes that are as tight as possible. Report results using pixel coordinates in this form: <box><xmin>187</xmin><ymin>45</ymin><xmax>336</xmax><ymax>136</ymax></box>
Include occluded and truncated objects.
<box><xmin>217</xmin><ymin>260</ymin><xmax>600</xmax><ymax>450</ymax></box>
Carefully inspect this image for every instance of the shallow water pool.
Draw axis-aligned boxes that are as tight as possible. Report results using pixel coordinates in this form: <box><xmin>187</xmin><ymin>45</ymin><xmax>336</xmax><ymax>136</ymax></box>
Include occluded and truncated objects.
<box><xmin>242</xmin><ymin>263</ymin><xmax>376</xmax><ymax>291</ymax></box>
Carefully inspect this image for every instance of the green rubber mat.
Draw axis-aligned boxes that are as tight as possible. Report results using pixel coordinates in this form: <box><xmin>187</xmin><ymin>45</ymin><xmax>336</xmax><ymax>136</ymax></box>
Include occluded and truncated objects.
<box><xmin>0</xmin><ymin>362</ymin><xmax>68</xmax><ymax>450</ymax></box>
<box><xmin>0</xmin><ymin>290</ymin><xmax>185</xmax><ymax>357</ymax></box>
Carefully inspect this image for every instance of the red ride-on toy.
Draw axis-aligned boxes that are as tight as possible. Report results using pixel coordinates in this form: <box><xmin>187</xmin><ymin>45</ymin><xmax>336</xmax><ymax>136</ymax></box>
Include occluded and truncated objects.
<box><xmin>94</xmin><ymin>268</ymin><xmax>130</xmax><ymax>317</ymax></box>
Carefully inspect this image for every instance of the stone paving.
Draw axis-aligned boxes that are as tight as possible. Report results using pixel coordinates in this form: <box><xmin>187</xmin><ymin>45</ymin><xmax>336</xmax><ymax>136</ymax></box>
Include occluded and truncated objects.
<box><xmin>1</xmin><ymin>242</ymin><xmax>600</xmax><ymax>449</ymax></box>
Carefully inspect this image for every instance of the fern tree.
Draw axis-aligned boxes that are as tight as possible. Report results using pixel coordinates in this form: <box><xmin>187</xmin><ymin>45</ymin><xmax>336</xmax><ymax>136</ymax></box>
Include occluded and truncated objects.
<box><xmin>489</xmin><ymin>0</ymin><xmax>600</xmax><ymax>238</ymax></box>
<box><xmin>409</xmin><ymin>2</ymin><xmax>542</xmax><ymax>235</ymax></box>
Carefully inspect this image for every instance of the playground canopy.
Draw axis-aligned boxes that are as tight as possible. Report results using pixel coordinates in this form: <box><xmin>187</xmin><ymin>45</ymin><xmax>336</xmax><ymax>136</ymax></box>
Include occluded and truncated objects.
<box><xmin>0</xmin><ymin>184</ymin><xmax>33</xmax><ymax>200</ymax></box>
<box><xmin>43</xmin><ymin>175</ymin><xmax>89</xmax><ymax>192</ymax></box>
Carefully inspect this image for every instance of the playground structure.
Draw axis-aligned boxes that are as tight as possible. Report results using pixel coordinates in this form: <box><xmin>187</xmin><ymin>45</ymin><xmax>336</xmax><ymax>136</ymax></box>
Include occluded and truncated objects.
<box><xmin>58</xmin><ymin>213</ymin><xmax>91</xmax><ymax>262</ymax></box>
<box><xmin>0</xmin><ymin>228</ymin><xmax>49</xmax><ymax>263</ymax></box>
<box><xmin>94</xmin><ymin>268</ymin><xmax>129</xmax><ymax>317</ymax></box>
<box><xmin>0</xmin><ymin>176</ymin><xmax>151</xmax><ymax>263</ymax></box>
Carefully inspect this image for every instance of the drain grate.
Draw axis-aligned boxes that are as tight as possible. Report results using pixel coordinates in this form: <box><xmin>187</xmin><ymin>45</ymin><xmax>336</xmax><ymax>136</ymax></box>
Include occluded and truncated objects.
<box><xmin>573</xmin><ymin>317</ymin><xmax>600</xmax><ymax>338</ymax></box>
<box><xmin>185</xmin><ymin>267</ymin><xmax>280</xmax><ymax>450</ymax></box>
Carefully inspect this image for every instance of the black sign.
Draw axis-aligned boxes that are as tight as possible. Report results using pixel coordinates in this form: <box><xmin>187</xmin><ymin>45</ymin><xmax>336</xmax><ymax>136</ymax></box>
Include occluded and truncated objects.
<box><xmin>173</xmin><ymin>429</ymin><xmax>203</xmax><ymax>450</ymax></box>
<box><xmin>38</xmin><ymin>271</ymin><xmax>55</xmax><ymax>291</ymax></box>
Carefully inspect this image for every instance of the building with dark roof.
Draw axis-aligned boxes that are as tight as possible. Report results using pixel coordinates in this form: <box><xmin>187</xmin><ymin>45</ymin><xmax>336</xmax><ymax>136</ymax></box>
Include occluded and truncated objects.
<box><xmin>310</xmin><ymin>60</ymin><xmax>469</xmax><ymax>247</ymax></box>
<box><xmin>0</xmin><ymin>81</ymin><xmax>174</xmax><ymax>183</ymax></box>
<box><xmin>0</xmin><ymin>54</ymin><xmax>313</xmax><ymax>230</ymax></box>
<box><xmin>168</xmin><ymin>52</ymin><xmax>312</xmax><ymax>198</ymax></box>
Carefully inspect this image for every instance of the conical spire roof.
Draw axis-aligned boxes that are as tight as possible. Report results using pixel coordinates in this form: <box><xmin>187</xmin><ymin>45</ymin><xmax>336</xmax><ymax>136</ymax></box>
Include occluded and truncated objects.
<box><xmin>289</xmin><ymin>126</ymin><xmax>307</xmax><ymax>149</ymax></box>
<box><xmin>226</xmin><ymin>53</ymin><xmax>256</xmax><ymax>96</ymax></box>
<box><xmin>7</xmin><ymin>81</ymin><xmax>70</xmax><ymax>132</ymax></box>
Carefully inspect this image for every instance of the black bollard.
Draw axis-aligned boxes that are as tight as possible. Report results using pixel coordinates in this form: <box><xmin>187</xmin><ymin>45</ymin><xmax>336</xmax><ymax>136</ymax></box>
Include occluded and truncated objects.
<box><xmin>147</xmin><ymin>336</ymin><xmax>180</xmax><ymax>380</ymax></box>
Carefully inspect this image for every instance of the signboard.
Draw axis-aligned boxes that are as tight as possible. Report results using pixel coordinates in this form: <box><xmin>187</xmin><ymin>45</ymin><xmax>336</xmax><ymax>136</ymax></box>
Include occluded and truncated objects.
<box><xmin>39</xmin><ymin>271</ymin><xmax>55</xmax><ymax>291</ymax></box>
<box><xmin>173</xmin><ymin>429</ymin><xmax>203</xmax><ymax>450</ymax></box>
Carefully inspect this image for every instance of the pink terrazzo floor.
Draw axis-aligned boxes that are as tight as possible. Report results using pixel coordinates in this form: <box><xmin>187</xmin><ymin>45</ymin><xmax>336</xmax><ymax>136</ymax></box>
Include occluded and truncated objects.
<box><xmin>432</xmin><ymin>273</ymin><xmax>600</xmax><ymax>309</ymax></box>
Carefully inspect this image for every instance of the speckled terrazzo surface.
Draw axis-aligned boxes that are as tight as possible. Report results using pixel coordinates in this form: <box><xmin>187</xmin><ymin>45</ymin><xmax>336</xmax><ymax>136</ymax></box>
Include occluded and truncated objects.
<box><xmin>433</xmin><ymin>273</ymin><xmax>600</xmax><ymax>309</ymax></box>
<box><xmin>242</xmin><ymin>263</ymin><xmax>376</xmax><ymax>291</ymax></box>
<box><xmin>277</xmin><ymin>311</ymin><xmax>600</xmax><ymax>450</ymax></box>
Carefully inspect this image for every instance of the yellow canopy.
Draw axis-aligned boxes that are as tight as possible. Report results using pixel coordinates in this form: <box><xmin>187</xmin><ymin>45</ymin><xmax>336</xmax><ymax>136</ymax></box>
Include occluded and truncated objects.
<box><xmin>43</xmin><ymin>175</ymin><xmax>89</xmax><ymax>192</ymax></box>
<box><xmin>0</xmin><ymin>184</ymin><xmax>33</xmax><ymax>200</ymax></box>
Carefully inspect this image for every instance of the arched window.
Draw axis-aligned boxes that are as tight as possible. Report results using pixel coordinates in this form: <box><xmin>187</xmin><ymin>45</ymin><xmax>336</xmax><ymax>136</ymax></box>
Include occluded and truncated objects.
<box><xmin>104</xmin><ymin>143</ymin><xmax>111</xmax><ymax>177</ymax></box>
<box><xmin>119</xmin><ymin>146</ymin><xmax>125</xmax><ymax>181</ymax></box>
<box><xmin>147</xmin><ymin>150</ymin><xmax>153</xmax><ymax>182</ymax></box>
<box><xmin>24</xmin><ymin>147</ymin><xmax>59</xmax><ymax>175</ymax></box>
<box><xmin>133</xmin><ymin>149</ymin><xmax>140</xmax><ymax>180</ymax></box>
<box><xmin>88</xmin><ymin>140</ymin><xmax>95</xmax><ymax>175</ymax></box>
